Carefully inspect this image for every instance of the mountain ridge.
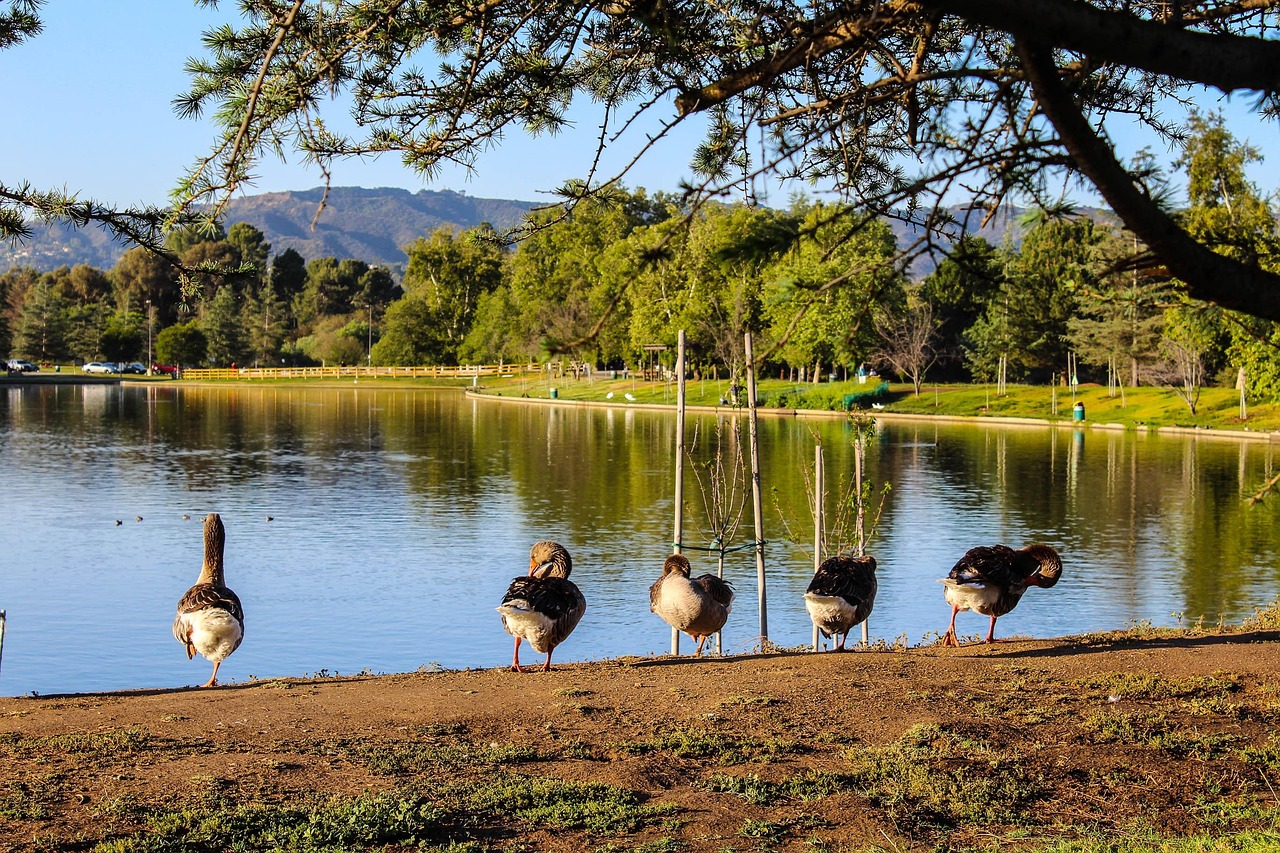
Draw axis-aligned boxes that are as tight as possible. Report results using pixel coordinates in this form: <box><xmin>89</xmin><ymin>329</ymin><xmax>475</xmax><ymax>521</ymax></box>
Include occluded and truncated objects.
<box><xmin>2</xmin><ymin>186</ymin><xmax>1107</xmax><ymax>277</ymax></box>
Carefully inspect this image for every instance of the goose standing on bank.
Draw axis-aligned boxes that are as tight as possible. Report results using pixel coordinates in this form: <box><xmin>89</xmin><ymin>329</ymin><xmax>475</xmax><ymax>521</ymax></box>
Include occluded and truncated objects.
<box><xmin>173</xmin><ymin>513</ymin><xmax>244</xmax><ymax>687</ymax></box>
<box><xmin>650</xmin><ymin>553</ymin><xmax>735</xmax><ymax>656</ymax></box>
<box><xmin>939</xmin><ymin>544</ymin><xmax>1062</xmax><ymax>646</ymax></box>
<box><xmin>497</xmin><ymin>541</ymin><xmax>586</xmax><ymax>672</ymax></box>
<box><xmin>804</xmin><ymin>554</ymin><xmax>877</xmax><ymax>651</ymax></box>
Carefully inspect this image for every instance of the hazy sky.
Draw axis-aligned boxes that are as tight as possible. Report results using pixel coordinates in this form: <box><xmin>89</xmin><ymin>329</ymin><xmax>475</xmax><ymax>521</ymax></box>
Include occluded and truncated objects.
<box><xmin>1</xmin><ymin>1</ymin><xmax>1273</xmax><ymax>211</ymax></box>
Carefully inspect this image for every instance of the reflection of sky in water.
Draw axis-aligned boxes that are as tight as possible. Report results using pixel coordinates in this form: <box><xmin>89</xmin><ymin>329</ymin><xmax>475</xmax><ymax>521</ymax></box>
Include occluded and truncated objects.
<box><xmin>1</xmin><ymin>384</ymin><xmax>1276</xmax><ymax>696</ymax></box>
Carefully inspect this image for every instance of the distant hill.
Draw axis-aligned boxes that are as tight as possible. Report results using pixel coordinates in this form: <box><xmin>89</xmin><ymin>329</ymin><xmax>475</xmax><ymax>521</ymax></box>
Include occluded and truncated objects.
<box><xmin>1</xmin><ymin>186</ymin><xmax>538</xmax><ymax>273</ymax></box>
<box><xmin>2</xmin><ymin>187</ymin><xmax>1111</xmax><ymax>279</ymax></box>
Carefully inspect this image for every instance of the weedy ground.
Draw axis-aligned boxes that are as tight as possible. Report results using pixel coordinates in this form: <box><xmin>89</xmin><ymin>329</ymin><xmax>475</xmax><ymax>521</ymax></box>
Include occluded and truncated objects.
<box><xmin>6</xmin><ymin>611</ymin><xmax>1280</xmax><ymax>852</ymax></box>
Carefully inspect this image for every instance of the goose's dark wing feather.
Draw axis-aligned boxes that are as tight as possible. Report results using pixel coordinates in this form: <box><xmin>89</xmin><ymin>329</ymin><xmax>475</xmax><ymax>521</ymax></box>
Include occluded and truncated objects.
<box><xmin>502</xmin><ymin>576</ymin><xmax>585</xmax><ymax>623</ymax></box>
<box><xmin>175</xmin><ymin>583</ymin><xmax>244</xmax><ymax>623</ymax></box>
<box><xmin>946</xmin><ymin>545</ymin><xmax>1022</xmax><ymax>587</ymax></box>
<box><xmin>807</xmin><ymin>555</ymin><xmax>877</xmax><ymax>603</ymax></box>
<box><xmin>693</xmin><ymin>574</ymin><xmax>734</xmax><ymax>607</ymax></box>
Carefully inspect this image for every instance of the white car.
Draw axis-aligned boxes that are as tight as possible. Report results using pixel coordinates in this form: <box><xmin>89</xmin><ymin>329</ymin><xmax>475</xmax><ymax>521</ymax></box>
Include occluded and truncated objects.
<box><xmin>82</xmin><ymin>362</ymin><xmax>120</xmax><ymax>374</ymax></box>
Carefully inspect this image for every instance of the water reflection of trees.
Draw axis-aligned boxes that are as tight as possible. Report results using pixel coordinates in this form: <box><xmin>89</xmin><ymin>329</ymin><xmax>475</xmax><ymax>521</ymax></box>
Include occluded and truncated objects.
<box><xmin>26</xmin><ymin>385</ymin><xmax>1279</xmax><ymax>623</ymax></box>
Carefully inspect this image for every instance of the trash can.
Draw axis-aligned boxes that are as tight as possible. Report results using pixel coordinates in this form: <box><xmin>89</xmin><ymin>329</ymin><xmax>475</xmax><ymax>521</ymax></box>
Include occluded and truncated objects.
<box><xmin>549</xmin><ymin>388</ymin><xmax>558</xmax><ymax>399</ymax></box>
<box><xmin>1072</xmin><ymin>402</ymin><xmax>1085</xmax><ymax>421</ymax></box>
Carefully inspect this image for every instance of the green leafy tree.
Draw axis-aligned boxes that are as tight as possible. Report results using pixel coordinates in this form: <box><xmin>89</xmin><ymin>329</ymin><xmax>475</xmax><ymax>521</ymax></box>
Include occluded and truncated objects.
<box><xmin>100</xmin><ymin>314</ymin><xmax>144</xmax><ymax>364</ymax></box>
<box><xmin>201</xmin><ymin>286</ymin><xmax>245</xmax><ymax>366</ymax></box>
<box><xmin>295</xmin><ymin>257</ymin><xmax>368</xmax><ymax>329</ymax></box>
<box><xmin>295</xmin><ymin>315</ymin><xmax>365</xmax><ymax>366</ymax></box>
<box><xmin>370</xmin><ymin>294</ymin><xmax>444</xmax><ymax>366</ymax></box>
<box><xmin>763</xmin><ymin>203</ymin><xmax>904</xmax><ymax>381</ymax></box>
<box><xmin>13</xmin><ymin>277</ymin><xmax>67</xmax><ymax>362</ymax></box>
<box><xmin>110</xmin><ymin>247</ymin><xmax>181</xmax><ymax>325</ymax></box>
<box><xmin>226</xmin><ymin>222</ymin><xmax>271</xmax><ymax>281</ymax></box>
<box><xmin>1067</xmin><ymin>230</ymin><xmax>1173</xmax><ymax>392</ymax></box>
<box><xmin>1174</xmin><ymin>112</ymin><xmax>1280</xmax><ymax>403</ymax></box>
<box><xmin>64</xmin><ymin>303</ymin><xmax>112</xmax><ymax>363</ymax></box>
<box><xmin>505</xmin><ymin>190</ymin><xmax>662</xmax><ymax>362</ymax></box>
<box><xmin>917</xmin><ymin>237</ymin><xmax>1006</xmax><ymax>379</ymax></box>
<box><xmin>243</xmin><ymin>279</ymin><xmax>289</xmax><ymax>366</ymax></box>
<box><xmin>269</xmin><ymin>248</ymin><xmax>308</xmax><ymax>312</ymax></box>
<box><xmin>458</xmin><ymin>285</ymin><xmax>528</xmax><ymax>364</ymax></box>
<box><xmin>400</xmin><ymin>226</ymin><xmax>503</xmax><ymax>362</ymax></box>
<box><xmin>966</xmin><ymin>216</ymin><xmax>1102</xmax><ymax>381</ymax></box>
<box><xmin>1152</xmin><ymin>304</ymin><xmax>1225</xmax><ymax>415</ymax></box>
<box><xmin>155</xmin><ymin>320</ymin><xmax>207</xmax><ymax>368</ymax></box>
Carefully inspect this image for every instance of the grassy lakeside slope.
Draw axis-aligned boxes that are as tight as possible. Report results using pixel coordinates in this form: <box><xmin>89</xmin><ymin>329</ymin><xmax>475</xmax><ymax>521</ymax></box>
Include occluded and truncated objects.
<box><xmin>478</xmin><ymin>374</ymin><xmax>1280</xmax><ymax>434</ymax></box>
<box><xmin>5</xmin><ymin>614</ymin><xmax>1280</xmax><ymax>853</ymax></box>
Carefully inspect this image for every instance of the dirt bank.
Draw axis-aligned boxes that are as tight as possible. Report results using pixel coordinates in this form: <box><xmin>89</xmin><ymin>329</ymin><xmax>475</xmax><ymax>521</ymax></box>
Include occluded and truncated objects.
<box><xmin>4</xmin><ymin>629</ymin><xmax>1280</xmax><ymax>852</ymax></box>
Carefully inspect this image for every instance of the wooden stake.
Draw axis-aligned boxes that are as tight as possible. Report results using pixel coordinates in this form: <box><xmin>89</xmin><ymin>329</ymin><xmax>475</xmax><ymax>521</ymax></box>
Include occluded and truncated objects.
<box><xmin>813</xmin><ymin>444</ymin><xmax>823</xmax><ymax>651</ymax></box>
<box><xmin>672</xmin><ymin>330</ymin><xmax>687</xmax><ymax>655</ymax></box>
<box><xmin>745</xmin><ymin>332</ymin><xmax>768</xmax><ymax>644</ymax></box>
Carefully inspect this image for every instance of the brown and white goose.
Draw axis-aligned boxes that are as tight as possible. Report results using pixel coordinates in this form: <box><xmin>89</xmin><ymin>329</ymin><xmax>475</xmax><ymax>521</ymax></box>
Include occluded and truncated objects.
<box><xmin>939</xmin><ymin>543</ymin><xmax>1062</xmax><ymax>646</ymax></box>
<box><xmin>649</xmin><ymin>553</ymin><xmax>735</xmax><ymax>656</ymax></box>
<box><xmin>172</xmin><ymin>513</ymin><xmax>244</xmax><ymax>687</ymax></box>
<box><xmin>804</xmin><ymin>554</ymin><xmax>877</xmax><ymax>651</ymax></box>
<box><xmin>497</xmin><ymin>541</ymin><xmax>586</xmax><ymax>672</ymax></box>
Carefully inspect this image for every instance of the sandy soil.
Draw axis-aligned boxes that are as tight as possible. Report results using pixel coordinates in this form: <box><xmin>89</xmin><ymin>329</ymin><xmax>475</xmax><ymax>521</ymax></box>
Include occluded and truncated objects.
<box><xmin>3</xmin><ymin>630</ymin><xmax>1280</xmax><ymax>851</ymax></box>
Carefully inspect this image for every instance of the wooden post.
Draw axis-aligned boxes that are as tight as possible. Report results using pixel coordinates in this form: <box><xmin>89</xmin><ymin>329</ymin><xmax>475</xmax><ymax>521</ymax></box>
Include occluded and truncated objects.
<box><xmin>854</xmin><ymin>428</ymin><xmax>868</xmax><ymax>646</ymax></box>
<box><xmin>672</xmin><ymin>330</ymin><xmax>687</xmax><ymax>655</ymax></box>
<box><xmin>0</xmin><ymin>609</ymin><xmax>6</xmax><ymax>685</ymax></box>
<box><xmin>744</xmin><ymin>332</ymin><xmax>768</xmax><ymax>644</ymax></box>
<box><xmin>812</xmin><ymin>443</ymin><xmax>823</xmax><ymax>651</ymax></box>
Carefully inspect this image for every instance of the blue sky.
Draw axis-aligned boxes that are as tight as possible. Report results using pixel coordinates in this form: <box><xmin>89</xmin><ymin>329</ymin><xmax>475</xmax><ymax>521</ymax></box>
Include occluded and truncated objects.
<box><xmin>1</xmin><ymin>1</ymin><xmax>1274</xmax><ymax>211</ymax></box>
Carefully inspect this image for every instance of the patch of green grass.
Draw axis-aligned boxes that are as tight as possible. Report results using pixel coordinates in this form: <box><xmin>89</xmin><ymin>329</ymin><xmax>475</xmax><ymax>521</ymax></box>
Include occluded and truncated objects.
<box><xmin>739</xmin><ymin>818</ymin><xmax>788</xmax><ymax>842</ymax></box>
<box><xmin>1195</xmin><ymin>792</ymin><xmax>1280</xmax><ymax>828</ymax></box>
<box><xmin>703</xmin><ymin>773</ymin><xmax>780</xmax><ymax>805</ymax></box>
<box><xmin>0</xmin><ymin>779</ymin><xmax>52</xmax><ymax>820</ymax></box>
<box><xmin>1075</xmin><ymin>672</ymin><xmax>1243</xmax><ymax>701</ymax></box>
<box><xmin>462</xmin><ymin>775</ymin><xmax>674</xmax><ymax>834</ymax></box>
<box><xmin>619</xmin><ymin>728</ymin><xmax>799</xmax><ymax>765</ymax></box>
<box><xmin>839</xmin><ymin>724</ymin><xmax>1045</xmax><ymax>834</ymax></box>
<box><xmin>8</xmin><ymin>727</ymin><xmax>151</xmax><ymax>756</ymax></box>
<box><xmin>1037</xmin><ymin>829</ymin><xmax>1280</xmax><ymax>852</ymax></box>
<box><xmin>703</xmin><ymin>770</ymin><xmax>861</xmax><ymax>806</ymax></box>
<box><xmin>1080</xmin><ymin>711</ymin><xmax>1240</xmax><ymax>758</ymax></box>
<box><xmin>92</xmin><ymin>791</ymin><xmax>443</xmax><ymax>852</ymax></box>
<box><xmin>1240</xmin><ymin>598</ymin><xmax>1280</xmax><ymax>631</ymax></box>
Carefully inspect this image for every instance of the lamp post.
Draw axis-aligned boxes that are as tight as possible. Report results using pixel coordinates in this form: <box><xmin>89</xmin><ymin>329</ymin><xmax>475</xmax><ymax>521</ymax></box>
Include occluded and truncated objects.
<box><xmin>145</xmin><ymin>299</ymin><xmax>153</xmax><ymax>375</ymax></box>
<box><xmin>367</xmin><ymin>303</ymin><xmax>373</xmax><ymax>366</ymax></box>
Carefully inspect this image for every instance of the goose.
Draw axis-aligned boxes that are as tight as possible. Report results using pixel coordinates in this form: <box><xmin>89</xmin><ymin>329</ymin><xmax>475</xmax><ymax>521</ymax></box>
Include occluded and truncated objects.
<box><xmin>649</xmin><ymin>554</ymin><xmax>734</xmax><ymax>656</ymax></box>
<box><xmin>804</xmin><ymin>554</ymin><xmax>877</xmax><ymax>651</ymax></box>
<box><xmin>172</xmin><ymin>513</ymin><xmax>245</xmax><ymax>687</ymax></box>
<box><xmin>939</xmin><ymin>544</ymin><xmax>1062</xmax><ymax>646</ymax></box>
<box><xmin>497</xmin><ymin>541</ymin><xmax>586</xmax><ymax>672</ymax></box>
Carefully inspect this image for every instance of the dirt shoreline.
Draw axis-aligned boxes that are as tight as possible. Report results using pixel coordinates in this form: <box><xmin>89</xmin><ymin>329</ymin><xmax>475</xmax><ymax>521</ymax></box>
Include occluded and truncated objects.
<box><xmin>5</xmin><ymin>629</ymin><xmax>1280</xmax><ymax>851</ymax></box>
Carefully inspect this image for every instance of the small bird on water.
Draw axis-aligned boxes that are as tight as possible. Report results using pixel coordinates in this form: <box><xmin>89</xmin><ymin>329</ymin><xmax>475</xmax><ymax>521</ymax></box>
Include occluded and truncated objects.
<box><xmin>497</xmin><ymin>541</ymin><xmax>586</xmax><ymax>673</ymax></box>
<box><xmin>938</xmin><ymin>544</ymin><xmax>1062</xmax><ymax>646</ymax></box>
<box><xmin>172</xmin><ymin>513</ymin><xmax>245</xmax><ymax>687</ymax></box>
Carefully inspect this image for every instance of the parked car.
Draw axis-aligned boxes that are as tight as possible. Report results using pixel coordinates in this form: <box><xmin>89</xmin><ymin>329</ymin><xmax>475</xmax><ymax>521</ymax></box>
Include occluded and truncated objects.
<box><xmin>150</xmin><ymin>363</ymin><xmax>179</xmax><ymax>376</ymax></box>
<box><xmin>6</xmin><ymin>359</ymin><xmax>37</xmax><ymax>372</ymax></box>
<box><xmin>120</xmin><ymin>362</ymin><xmax>147</xmax><ymax>374</ymax></box>
<box><xmin>82</xmin><ymin>362</ymin><xmax>120</xmax><ymax>374</ymax></box>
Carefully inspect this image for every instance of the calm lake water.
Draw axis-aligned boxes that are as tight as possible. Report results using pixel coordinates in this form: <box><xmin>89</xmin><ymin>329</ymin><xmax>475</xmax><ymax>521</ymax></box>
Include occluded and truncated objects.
<box><xmin>1</xmin><ymin>382</ymin><xmax>1278</xmax><ymax>696</ymax></box>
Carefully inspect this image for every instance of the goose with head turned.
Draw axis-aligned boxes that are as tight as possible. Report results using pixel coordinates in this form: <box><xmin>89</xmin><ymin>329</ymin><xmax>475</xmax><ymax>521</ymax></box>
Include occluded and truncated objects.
<box><xmin>172</xmin><ymin>513</ymin><xmax>244</xmax><ymax>687</ymax></box>
<box><xmin>497</xmin><ymin>541</ymin><xmax>586</xmax><ymax>672</ymax></box>
<box><xmin>938</xmin><ymin>543</ymin><xmax>1062</xmax><ymax>646</ymax></box>
<box><xmin>804</xmin><ymin>553</ymin><xmax>877</xmax><ymax>651</ymax></box>
<box><xmin>650</xmin><ymin>553</ymin><xmax>734</xmax><ymax>656</ymax></box>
